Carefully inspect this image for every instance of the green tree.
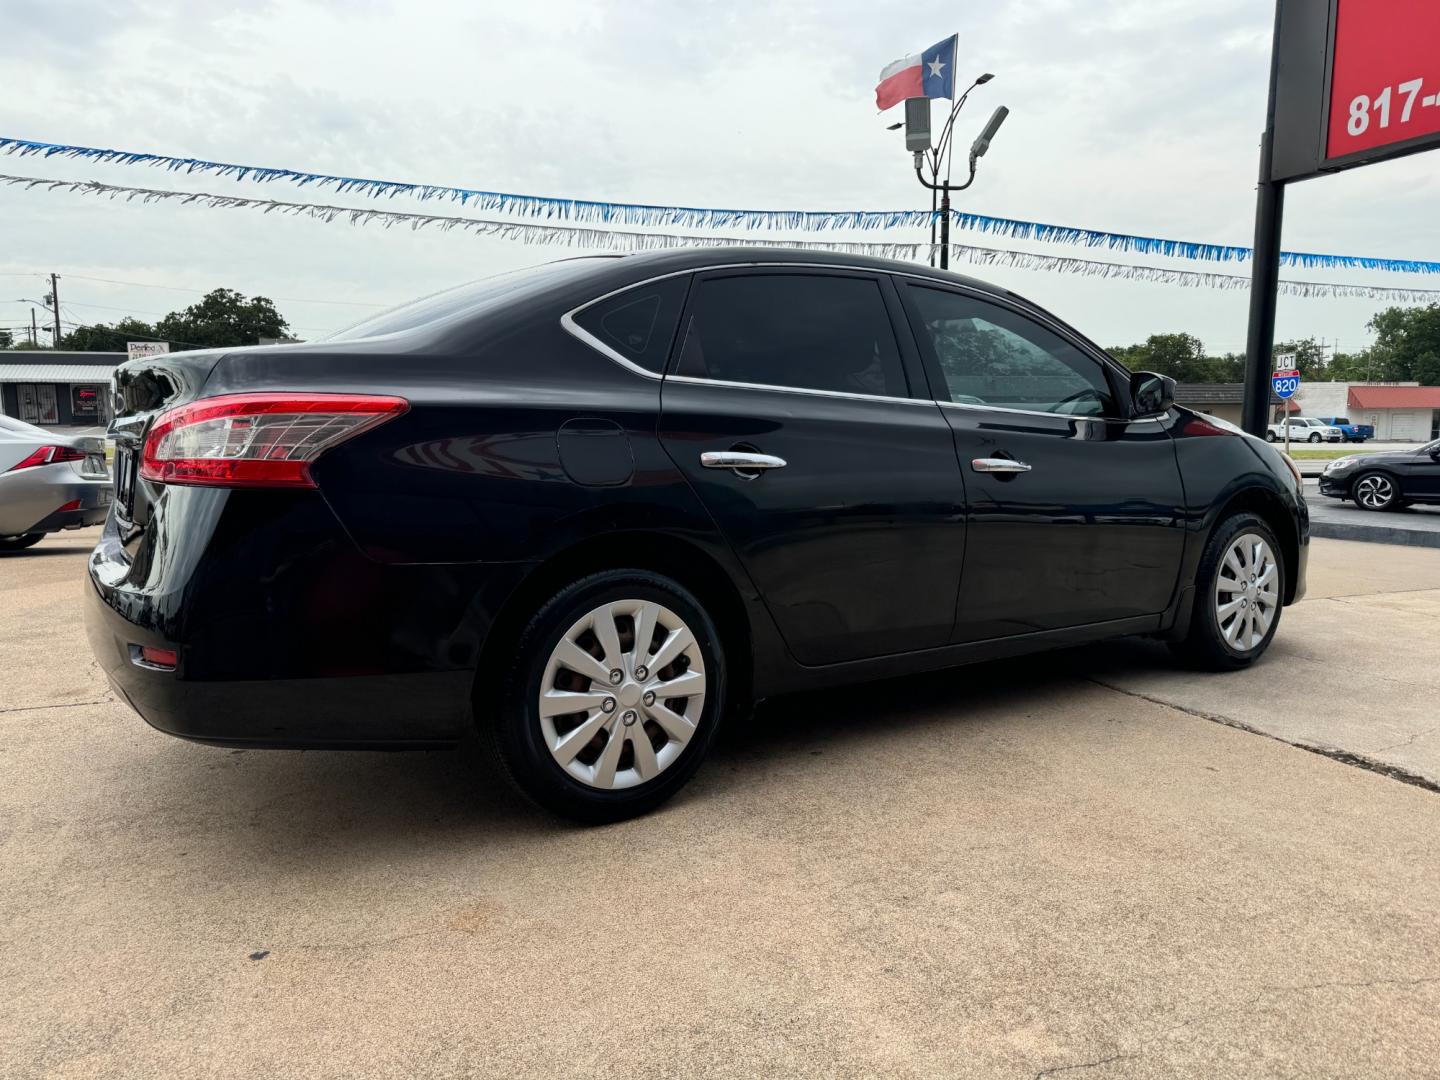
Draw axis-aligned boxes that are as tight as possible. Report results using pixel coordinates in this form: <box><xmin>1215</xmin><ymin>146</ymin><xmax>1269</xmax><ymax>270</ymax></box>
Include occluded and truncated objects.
<box><xmin>0</xmin><ymin>329</ymin><xmax>11</xmax><ymax>349</ymax></box>
<box><xmin>1326</xmin><ymin>351</ymin><xmax>1372</xmax><ymax>382</ymax></box>
<box><xmin>60</xmin><ymin>318</ymin><xmax>160</xmax><ymax>352</ymax></box>
<box><xmin>1108</xmin><ymin>333</ymin><xmax>1222</xmax><ymax>381</ymax></box>
<box><xmin>154</xmin><ymin>289</ymin><xmax>289</xmax><ymax>351</ymax></box>
<box><xmin>1359</xmin><ymin>304</ymin><xmax>1440</xmax><ymax>384</ymax></box>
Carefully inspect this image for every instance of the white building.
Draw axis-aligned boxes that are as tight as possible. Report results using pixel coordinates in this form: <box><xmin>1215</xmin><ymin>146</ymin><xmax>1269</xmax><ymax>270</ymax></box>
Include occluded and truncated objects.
<box><xmin>1294</xmin><ymin>381</ymin><xmax>1440</xmax><ymax>441</ymax></box>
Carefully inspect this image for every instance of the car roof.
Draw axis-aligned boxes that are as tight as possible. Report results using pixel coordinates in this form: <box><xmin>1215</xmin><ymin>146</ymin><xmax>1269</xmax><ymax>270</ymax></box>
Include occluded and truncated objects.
<box><xmin>592</xmin><ymin>246</ymin><xmax>1017</xmax><ymax>299</ymax></box>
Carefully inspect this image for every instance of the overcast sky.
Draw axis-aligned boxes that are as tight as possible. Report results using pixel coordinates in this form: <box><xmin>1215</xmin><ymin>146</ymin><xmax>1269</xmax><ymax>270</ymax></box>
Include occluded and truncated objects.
<box><xmin>3</xmin><ymin>0</ymin><xmax>1439</xmax><ymax>354</ymax></box>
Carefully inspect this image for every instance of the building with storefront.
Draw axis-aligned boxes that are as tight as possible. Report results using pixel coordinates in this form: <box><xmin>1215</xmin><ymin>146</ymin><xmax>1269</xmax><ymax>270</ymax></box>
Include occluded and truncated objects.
<box><xmin>0</xmin><ymin>351</ymin><xmax>123</xmax><ymax>430</ymax></box>
<box><xmin>1175</xmin><ymin>380</ymin><xmax>1440</xmax><ymax>441</ymax></box>
<box><xmin>1287</xmin><ymin>381</ymin><xmax>1440</xmax><ymax>441</ymax></box>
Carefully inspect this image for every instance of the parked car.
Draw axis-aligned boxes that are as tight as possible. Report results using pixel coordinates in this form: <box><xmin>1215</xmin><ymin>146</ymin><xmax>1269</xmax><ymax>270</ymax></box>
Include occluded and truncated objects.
<box><xmin>0</xmin><ymin>415</ymin><xmax>111</xmax><ymax>551</ymax></box>
<box><xmin>1314</xmin><ymin>416</ymin><xmax>1373</xmax><ymax>443</ymax></box>
<box><xmin>86</xmin><ymin>249</ymin><xmax>1309</xmax><ymax>821</ymax></box>
<box><xmin>1266</xmin><ymin>417</ymin><xmax>1343</xmax><ymax>443</ymax></box>
<box><xmin>1318</xmin><ymin>438</ymin><xmax>1440</xmax><ymax>511</ymax></box>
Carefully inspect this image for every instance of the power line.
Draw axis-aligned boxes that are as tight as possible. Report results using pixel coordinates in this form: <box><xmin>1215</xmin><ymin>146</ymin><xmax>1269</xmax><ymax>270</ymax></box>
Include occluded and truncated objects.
<box><xmin>52</xmin><ymin>317</ymin><xmax>207</xmax><ymax>348</ymax></box>
<box><xmin>58</xmin><ymin>273</ymin><xmax>383</xmax><ymax>307</ymax></box>
<box><xmin>3</xmin><ymin>296</ymin><xmax>336</xmax><ymax>336</ymax></box>
<box><xmin>0</xmin><ymin>270</ymin><xmax>382</xmax><ymax>307</ymax></box>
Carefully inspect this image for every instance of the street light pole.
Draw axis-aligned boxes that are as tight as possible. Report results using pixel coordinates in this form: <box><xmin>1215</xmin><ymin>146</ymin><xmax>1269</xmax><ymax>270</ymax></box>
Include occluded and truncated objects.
<box><xmin>914</xmin><ymin>104</ymin><xmax>1008</xmax><ymax>270</ymax></box>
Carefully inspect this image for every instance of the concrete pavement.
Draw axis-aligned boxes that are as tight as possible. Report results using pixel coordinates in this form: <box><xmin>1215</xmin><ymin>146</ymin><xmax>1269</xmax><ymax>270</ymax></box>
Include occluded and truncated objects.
<box><xmin>1064</xmin><ymin>538</ymin><xmax>1440</xmax><ymax>788</ymax></box>
<box><xmin>3</xmin><ymin>530</ymin><xmax>1440</xmax><ymax>1079</ymax></box>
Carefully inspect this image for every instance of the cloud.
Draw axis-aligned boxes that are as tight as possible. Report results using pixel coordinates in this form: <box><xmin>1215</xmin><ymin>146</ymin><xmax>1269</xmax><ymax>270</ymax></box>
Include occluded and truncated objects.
<box><xmin>1</xmin><ymin>0</ymin><xmax>1437</xmax><ymax>351</ymax></box>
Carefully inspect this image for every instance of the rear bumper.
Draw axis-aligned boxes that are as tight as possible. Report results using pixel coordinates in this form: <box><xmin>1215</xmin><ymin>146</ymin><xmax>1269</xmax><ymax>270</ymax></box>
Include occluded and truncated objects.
<box><xmin>0</xmin><ymin>470</ymin><xmax>111</xmax><ymax>536</ymax></box>
<box><xmin>85</xmin><ymin>487</ymin><xmax>532</xmax><ymax>749</ymax></box>
<box><xmin>86</xmin><ymin>571</ymin><xmax>477</xmax><ymax>748</ymax></box>
<box><xmin>27</xmin><ymin>500</ymin><xmax>111</xmax><ymax>534</ymax></box>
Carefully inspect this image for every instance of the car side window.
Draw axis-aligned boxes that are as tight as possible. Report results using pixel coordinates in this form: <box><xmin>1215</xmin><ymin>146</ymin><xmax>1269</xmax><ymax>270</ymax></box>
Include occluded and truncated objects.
<box><xmin>674</xmin><ymin>273</ymin><xmax>908</xmax><ymax>398</ymax></box>
<box><xmin>572</xmin><ymin>275</ymin><xmax>690</xmax><ymax>374</ymax></box>
<box><xmin>906</xmin><ymin>285</ymin><xmax>1117</xmax><ymax>416</ymax></box>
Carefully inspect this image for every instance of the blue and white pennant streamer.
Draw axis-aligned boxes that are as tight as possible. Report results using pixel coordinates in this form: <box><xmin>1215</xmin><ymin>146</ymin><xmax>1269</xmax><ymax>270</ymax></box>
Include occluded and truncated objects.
<box><xmin>6</xmin><ymin>172</ymin><xmax>1439</xmax><ymax>305</ymax></box>
<box><xmin>4</xmin><ymin>136</ymin><xmax>1439</xmax><ymax>276</ymax></box>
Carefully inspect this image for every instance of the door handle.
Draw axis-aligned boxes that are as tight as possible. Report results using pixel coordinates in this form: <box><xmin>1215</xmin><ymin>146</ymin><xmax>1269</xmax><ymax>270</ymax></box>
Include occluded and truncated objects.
<box><xmin>972</xmin><ymin>457</ymin><xmax>1032</xmax><ymax>474</ymax></box>
<box><xmin>701</xmin><ymin>451</ymin><xmax>787</xmax><ymax>473</ymax></box>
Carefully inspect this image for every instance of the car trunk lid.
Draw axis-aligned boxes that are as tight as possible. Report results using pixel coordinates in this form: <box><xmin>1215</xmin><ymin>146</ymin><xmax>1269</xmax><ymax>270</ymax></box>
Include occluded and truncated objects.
<box><xmin>108</xmin><ymin>349</ymin><xmax>229</xmax><ymax>524</ymax></box>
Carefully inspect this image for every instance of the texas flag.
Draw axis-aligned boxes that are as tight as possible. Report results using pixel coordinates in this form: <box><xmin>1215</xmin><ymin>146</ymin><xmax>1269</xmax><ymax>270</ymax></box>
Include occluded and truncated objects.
<box><xmin>875</xmin><ymin>34</ymin><xmax>958</xmax><ymax>111</ymax></box>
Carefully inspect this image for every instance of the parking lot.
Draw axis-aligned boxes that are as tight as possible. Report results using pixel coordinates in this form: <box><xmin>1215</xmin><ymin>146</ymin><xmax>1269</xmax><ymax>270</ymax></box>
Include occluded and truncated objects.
<box><xmin>4</xmin><ymin>529</ymin><xmax>1440</xmax><ymax>1078</ymax></box>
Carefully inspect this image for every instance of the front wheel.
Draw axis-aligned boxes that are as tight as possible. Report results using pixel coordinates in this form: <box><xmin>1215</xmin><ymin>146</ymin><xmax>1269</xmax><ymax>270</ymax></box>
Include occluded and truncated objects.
<box><xmin>1353</xmin><ymin>472</ymin><xmax>1400</xmax><ymax>512</ymax></box>
<box><xmin>1265</xmin><ymin>431</ymin><xmax>1278</xmax><ymax>443</ymax></box>
<box><xmin>0</xmin><ymin>533</ymin><xmax>44</xmax><ymax>552</ymax></box>
<box><xmin>1170</xmin><ymin>513</ymin><xmax>1284</xmax><ymax>671</ymax></box>
<box><xmin>1308</xmin><ymin>432</ymin><xmax>1322</xmax><ymax>443</ymax></box>
<box><xmin>483</xmin><ymin>570</ymin><xmax>727</xmax><ymax>823</ymax></box>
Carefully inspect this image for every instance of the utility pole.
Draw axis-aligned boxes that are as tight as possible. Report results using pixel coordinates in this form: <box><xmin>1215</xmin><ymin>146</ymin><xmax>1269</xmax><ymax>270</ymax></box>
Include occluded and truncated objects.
<box><xmin>48</xmin><ymin>273</ymin><xmax>62</xmax><ymax>346</ymax></box>
<box><xmin>30</xmin><ymin>307</ymin><xmax>39</xmax><ymax>348</ymax></box>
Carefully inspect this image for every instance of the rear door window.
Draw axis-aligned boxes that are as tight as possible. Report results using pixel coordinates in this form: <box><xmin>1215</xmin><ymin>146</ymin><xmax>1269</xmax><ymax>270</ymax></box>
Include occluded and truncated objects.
<box><xmin>674</xmin><ymin>273</ymin><xmax>909</xmax><ymax>398</ymax></box>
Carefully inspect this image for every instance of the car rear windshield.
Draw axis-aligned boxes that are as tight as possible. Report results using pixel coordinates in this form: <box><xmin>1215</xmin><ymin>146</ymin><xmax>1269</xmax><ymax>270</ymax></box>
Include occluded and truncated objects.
<box><xmin>1332</xmin><ymin>417</ymin><xmax>1350</xmax><ymax>425</ymax></box>
<box><xmin>325</xmin><ymin>258</ymin><xmax>614</xmax><ymax>342</ymax></box>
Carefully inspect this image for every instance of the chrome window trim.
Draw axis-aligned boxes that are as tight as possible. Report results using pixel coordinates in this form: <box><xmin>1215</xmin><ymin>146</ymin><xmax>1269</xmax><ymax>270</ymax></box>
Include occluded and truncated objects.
<box><xmin>558</xmin><ymin>260</ymin><xmax>1158</xmax><ymax>420</ymax></box>
<box><xmin>938</xmin><ymin>399</ymin><xmax>1167</xmax><ymax>424</ymax></box>
<box><xmin>665</xmin><ymin>374</ymin><xmax>935</xmax><ymax>407</ymax></box>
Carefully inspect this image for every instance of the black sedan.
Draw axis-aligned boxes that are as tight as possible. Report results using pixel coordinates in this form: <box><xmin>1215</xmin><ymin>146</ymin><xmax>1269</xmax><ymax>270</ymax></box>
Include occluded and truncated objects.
<box><xmin>1318</xmin><ymin>440</ymin><xmax>1440</xmax><ymax>511</ymax></box>
<box><xmin>87</xmin><ymin>249</ymin><xmax>1308</xmax><ymax>821</ymax></box>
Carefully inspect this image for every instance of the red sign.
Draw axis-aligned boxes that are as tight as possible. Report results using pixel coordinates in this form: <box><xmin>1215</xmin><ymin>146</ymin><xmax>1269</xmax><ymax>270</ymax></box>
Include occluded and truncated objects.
<box><xmin>1327</xmin><ymin>0</ymin><xmax>1440</xmax><ymax>160</ymax></box>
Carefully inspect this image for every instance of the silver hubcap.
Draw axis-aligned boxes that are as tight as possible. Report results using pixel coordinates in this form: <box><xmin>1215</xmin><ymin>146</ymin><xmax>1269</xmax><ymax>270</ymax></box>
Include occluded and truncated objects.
<box><xmin>1214</xmin><ymin>533</ymin><xmax>1279</xmax><ymax>652</ymax></box>
<box><xmin>538</xmin><ymin>599</ymin><xmax>706</xmax><ymax>790</ymax></box>
<box><xmin>1356</xmin><ymin>475</ymin><xmax>1394</xmax><ymax>509</ymax></box>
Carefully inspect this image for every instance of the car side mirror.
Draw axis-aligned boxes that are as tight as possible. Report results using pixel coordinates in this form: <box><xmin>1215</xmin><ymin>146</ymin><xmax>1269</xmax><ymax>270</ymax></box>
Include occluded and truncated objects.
<box><xmin>1130</xmin><ymin>371</ymin><xmax>1175</xmax><ymax>417</ymax></box>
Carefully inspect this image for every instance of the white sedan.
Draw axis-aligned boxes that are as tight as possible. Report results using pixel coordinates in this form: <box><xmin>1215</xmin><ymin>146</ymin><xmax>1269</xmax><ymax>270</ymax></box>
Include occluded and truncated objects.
<box><xmin>0</xmin><ymin>415</ymin><xmax>111</xmax><ymax>551</ymax></box>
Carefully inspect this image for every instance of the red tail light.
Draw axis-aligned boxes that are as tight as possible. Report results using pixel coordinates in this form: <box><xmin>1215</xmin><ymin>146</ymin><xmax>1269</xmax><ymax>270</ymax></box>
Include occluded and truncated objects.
<box><xmin>7</xmin><ymin>445</ymin><xmax>86</xmax><ymax>471</ymax></box>
<box><xmin>140</xmin><ymin>393</ymin><xmax>408</xmax><ymax>489</ymax></box>
<box><xmin>140</xmin><ymin>646</ymin><xmax>178</xmax><ymax>669</ymax></box>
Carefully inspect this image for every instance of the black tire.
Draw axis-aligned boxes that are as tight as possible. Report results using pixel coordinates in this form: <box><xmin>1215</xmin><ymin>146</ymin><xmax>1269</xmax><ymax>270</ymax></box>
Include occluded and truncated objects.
<box><xmin>1352</xmin><ymin>471</ymin><xmax>1400</xmax><ymax>512</ymax></box>
<box><xmin>1265</xmin><ymin>431</ymin><xmax>1278</xmax><ymax>443</ymax></box>
<box><xmin>1170</xmin><ymin>512</ymin><xmax>1285</xmax><ymax>672</ymax></box>
<box><xmin>1308</xmin><ymin>432</ymin><xmax>1322</xmax><ymax>443</ymax></box>
<box><xmin>0</xmin><ymin>533</ymin><xmax>44</xmax><ymax>552</ymax></box>
<box><xmin>482</xmin><ymin>569</ymin><xmax>727</xmax><ymax>824</ymax></box>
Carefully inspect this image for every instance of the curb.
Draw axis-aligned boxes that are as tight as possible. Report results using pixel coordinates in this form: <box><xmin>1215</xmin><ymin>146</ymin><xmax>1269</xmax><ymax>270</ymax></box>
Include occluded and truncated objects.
<box><xmin>1309</xmin><ymin>519</ymin><xmax>1440</xmax><ymax>549</ymax></box>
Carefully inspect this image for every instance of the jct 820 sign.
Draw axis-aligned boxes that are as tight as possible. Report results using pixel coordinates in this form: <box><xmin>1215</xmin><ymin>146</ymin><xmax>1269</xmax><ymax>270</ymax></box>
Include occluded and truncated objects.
<box><xmin>1327</xmin><ymin>0</ymin><xmax>1440</xmax><ymax>162</ymax></box>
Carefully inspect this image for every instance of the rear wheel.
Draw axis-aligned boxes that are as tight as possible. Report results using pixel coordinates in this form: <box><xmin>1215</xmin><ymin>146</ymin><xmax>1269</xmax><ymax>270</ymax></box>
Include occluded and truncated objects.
<box><xmin>1171</xmin><ymin>513</ymin><xmax>1284</xmax><ymax>671</ymax></box>
<box><xmin>1353</xmin><ymin>472</ymin><xmax>1399</xmax><ymax>512</ymax></box>
<box><xmin>0</xmin><ymin>533</ymin><xmax>44</xmax><ymax>552</ymax></box>
<box><xmin>483</xmin><ymin>570</ymin><xmax>726</xmax><ymax>823</ymax></box>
